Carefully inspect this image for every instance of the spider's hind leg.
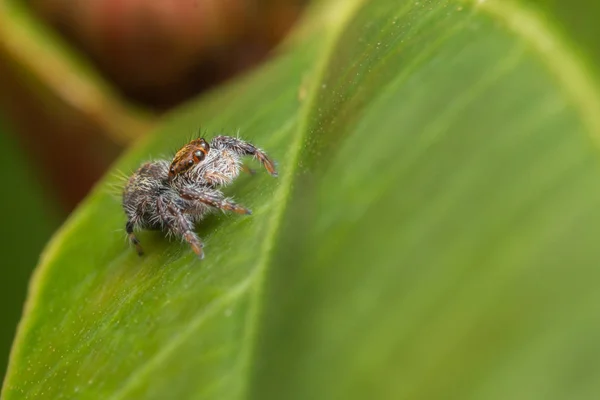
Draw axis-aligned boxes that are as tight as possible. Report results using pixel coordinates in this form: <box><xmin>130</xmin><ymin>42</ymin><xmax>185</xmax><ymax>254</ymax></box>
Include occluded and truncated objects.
<box><xmin>157</xmin><ymin>197</ymin><xmax>205</xmax><ymax>260</ymax></box>
<box><xmin>126</xmin><ymin>221</ymin><xmax>144</xmax><ymax>256</ymax></box>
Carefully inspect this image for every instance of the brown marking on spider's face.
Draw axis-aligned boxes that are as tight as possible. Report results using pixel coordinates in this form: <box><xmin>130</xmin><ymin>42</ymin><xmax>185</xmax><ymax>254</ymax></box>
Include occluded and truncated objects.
<box><xmin>168</xmin><ymin>138</ymin><xmax>210</xmax><ymax>179</ymax></box>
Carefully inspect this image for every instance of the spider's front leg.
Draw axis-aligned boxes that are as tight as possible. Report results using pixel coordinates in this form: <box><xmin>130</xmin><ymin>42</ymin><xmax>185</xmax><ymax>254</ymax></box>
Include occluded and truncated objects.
<box><xmin>179</xmin><ymin>186</ymin><xmax>252</xmax><ymax>215</ymax></box>
<box><xmin>157</xmin><ymin>196</ymin><xmax>205</xmax><ymax>259</ymax></box>
<box><xmin>211</xmin><ymin>136</ymin><xmax>278</xmax><ymax>177</ymax></box>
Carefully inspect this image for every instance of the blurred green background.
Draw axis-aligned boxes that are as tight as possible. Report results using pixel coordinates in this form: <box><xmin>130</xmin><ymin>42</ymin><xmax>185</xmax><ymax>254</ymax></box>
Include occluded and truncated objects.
<box><xmin>0</xmin><ymin>115</ymin><xmax>59</xmax><ymax>379</ymax></box>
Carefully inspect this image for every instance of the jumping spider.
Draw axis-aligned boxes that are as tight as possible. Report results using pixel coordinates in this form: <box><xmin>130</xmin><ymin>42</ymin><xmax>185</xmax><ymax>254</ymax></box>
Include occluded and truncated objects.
<box><xmin>122</xmin><ymin>135</ymin><xmax>277</xmax><ymax>259</ymax></box>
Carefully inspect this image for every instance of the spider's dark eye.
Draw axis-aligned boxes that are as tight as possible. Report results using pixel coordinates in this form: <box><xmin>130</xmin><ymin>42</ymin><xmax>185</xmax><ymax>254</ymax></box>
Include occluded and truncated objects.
<box><xmin>170</xmin><ymin>167</ymin><xmax>175</xmax><ymax>174</ymax></box>
<box><xmin>187</xmin><ymin>159</ymin><xmax>194</xmax><ymax>166</ymax></box>
<box><xmin>199</xmin><ymin>139</ymin><xmax>210</xmax><ymax>152</ymax></box>
<box><xmin>194</xmin><ymin>150</ymin><xmax>205</xmax><ymax>161</ymax></box>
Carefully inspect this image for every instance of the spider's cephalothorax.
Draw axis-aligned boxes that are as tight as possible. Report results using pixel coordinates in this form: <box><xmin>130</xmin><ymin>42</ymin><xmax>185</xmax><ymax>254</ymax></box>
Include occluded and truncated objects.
<box><xmin>122</xmin><ymin>135</ymin><xmax>277</xmax><ymax>259</ymax></box>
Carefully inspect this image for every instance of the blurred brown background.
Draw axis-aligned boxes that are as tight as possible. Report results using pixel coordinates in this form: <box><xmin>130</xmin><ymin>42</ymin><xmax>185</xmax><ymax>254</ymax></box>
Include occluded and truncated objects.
<box><xmin>0</xmin><ymin>0</ymin><xmax>305</xmax><ymax>380</ymax></box>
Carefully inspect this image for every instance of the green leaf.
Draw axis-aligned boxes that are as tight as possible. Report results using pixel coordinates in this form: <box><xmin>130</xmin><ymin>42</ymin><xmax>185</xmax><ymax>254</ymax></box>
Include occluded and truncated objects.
<box><xmin>4</xmin><ymin>0</ymin><xmax>600</xmax><ymax>398</ymax></box>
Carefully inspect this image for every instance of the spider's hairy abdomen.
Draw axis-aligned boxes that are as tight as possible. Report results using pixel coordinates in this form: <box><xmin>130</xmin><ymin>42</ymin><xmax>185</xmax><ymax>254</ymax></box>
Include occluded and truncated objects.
<box><xmin>122</xmin><ymin>160</ymin><xmax>171</xmax><ymax>229</ymax></box>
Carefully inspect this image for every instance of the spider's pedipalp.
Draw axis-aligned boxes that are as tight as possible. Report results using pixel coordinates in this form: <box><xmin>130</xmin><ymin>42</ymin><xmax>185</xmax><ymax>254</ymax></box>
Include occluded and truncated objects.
<box><xmin>241</xmin><ymin>164</ymin><xmax>256</xmax><ymax>175</ymax></box>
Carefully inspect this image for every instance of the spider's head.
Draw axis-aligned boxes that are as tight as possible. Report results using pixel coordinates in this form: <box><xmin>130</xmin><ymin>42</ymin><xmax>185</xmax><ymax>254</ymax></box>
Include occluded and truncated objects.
<box><xmin>168</xmin><ymin>138</ymin><xmax>210</xmax><ymax>179</ymax></box>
